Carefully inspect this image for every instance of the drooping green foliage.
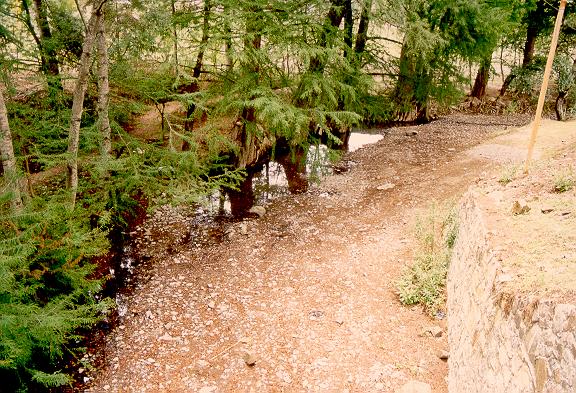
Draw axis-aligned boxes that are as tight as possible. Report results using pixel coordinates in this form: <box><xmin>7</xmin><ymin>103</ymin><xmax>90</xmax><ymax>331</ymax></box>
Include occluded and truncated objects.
<box><xmin>0</xmin><ymin>193</ymin><xmax>111</xmax><ymax>391</ymax></box>
<box><xmin>391</xmin><ymin>0</ymin><xmax>515</xmax><ymax>121</ymax></box>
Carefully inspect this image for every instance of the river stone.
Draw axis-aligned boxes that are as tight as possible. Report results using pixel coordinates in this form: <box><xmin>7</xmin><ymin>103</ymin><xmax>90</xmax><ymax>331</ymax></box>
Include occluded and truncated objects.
<box><xmin>249</xmin><ymin>205</ymin><xmax>266</xmax><ymax>217</ymax></box>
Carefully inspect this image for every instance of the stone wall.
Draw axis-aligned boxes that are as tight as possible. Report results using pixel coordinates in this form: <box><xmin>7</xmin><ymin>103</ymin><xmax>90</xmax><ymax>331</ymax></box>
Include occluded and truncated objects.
<box><xmin>447</xmin><ymin>191</ymin><xmax>576</xmax><ymax>393</ymax></box>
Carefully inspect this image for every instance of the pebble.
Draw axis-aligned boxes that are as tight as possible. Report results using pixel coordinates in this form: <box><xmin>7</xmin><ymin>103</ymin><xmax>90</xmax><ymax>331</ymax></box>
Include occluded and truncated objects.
<box><xmin>511</xmin><ymin>199</ymin><xmax>530</xmax><ymax>215</ymax></box>
<box><xmin>376</xmin><ymin>183</ymin><xmax>396</xmax><ymax>191</ymax></box>
<box><xmin>249</xmin><ymin>205</ymin><xmax>266</xmax><ymax>217</ymax></box>
<box><xmin>243</xmin><ymin>352</ymin><xmax>257</xmax><ymax>366</ymax></box>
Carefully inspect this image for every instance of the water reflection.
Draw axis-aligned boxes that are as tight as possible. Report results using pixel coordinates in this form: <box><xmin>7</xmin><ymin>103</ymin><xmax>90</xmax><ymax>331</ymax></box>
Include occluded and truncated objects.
<box><xmin>200</xmin><ymin>131</ymin><xmax>384</xmax><ymax>217</ymax></box>
<box><xmin>348</xmin><ymin>132</ymin><xmax>384</xmax><ymax>152</ymax></box>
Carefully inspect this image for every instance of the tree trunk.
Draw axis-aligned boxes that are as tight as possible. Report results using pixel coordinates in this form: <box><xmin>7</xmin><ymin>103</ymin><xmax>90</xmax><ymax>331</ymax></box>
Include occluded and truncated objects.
<box><xmin>309</xmin><ymin>0</ymin><xmax>346</xmax><ymax>74</ymax></box>
<box><xmin>394</xmin><ymin>39</ymin><xmax>432</xmax><ymax>123</ymax></box>
<box><xmin>96</xmin><ymin>7</ymin><xmax>111</xmax><ymax>158</ymax></box>
<box><xmin>522</xmin><ymin>25</ymin><xmax>538</xmax><ymax>67</ymax></box>
<box><xmin>471</xmin><ymin>56</ymin><xmax>491</xmax><ymax>99</ymax></box>
<box><xmin>555</xmin><ymin>91</ymin><xmax>567</xmax><ymax>121</ymax></box>
<box><xmin>394</xmin><ymin>42</ymin><xmax>416</xmax><ymax>120</ymax></box>
<box><xmin>354</xmin><ymin>0</ymin><xmax>372</xmax><ymax>62</ymax></box>
<box><xmin>171</xmin><ymin>0</ymin><xmax>179</xmax><ymax>77</ymax></box>
<box><xmin>276</xmin><ymin>147</ymin><xmax>308</xmax><ymax>194</ymax></box>
<box><xmin>230</xmin><ymin>5</ymin><xmax>266</xmax><ymax>170</ymax></box>
<box><xmin>227</xmin><ymin>173</ymin><xmax>254</xmax><ymax>217</ymax></box>
<box><xmin>67</xmin><ymin>0</ymin><xmax>107</xmax><ymax>208</ymax></box>
<box><xmin>182</xmin><ymin>0</ymin><xmax>212</xmax><ymax>151</ymax></box>
<box><xmin>0</xmin><ymin>88</ymin><xmax>23</xmax><ymax>211</ymax></box>
<box><xmin>31</xmin><ymin>0</ymin><xmax>63</xmax><ymax>95</ymax></box>
<box><xmin>222</xmin><ymin>3</ymin><xmax>234</xmax><ymax>72</ymax></box>
<box><xmin>500</xmin><ymin>1</ymin><xmax>544</xmax><ymax>97</ymax></box>
<box><xmin>343</xmin><ymin>0</ymin><xmax>353</xmax><ymax>59</ymax></box>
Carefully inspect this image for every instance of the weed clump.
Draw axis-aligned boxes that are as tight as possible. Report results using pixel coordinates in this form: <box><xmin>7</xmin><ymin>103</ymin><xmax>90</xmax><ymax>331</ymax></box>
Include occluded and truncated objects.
<box><xmin>397</xmin><ymin>206</ymin><xmax>458</xmax><ymax>316</ymax></box>
<box><xmin>553</xmin><ymin>168</ymin><xmax>574</xmax><ymax>193</ymax></box>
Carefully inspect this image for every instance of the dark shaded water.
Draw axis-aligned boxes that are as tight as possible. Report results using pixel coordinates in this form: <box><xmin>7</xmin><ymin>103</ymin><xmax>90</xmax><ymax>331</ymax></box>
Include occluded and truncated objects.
<box><xmin>202</xmin><ymin>132</ymin><xmax>384</xmax><ymax>216</ymax></box>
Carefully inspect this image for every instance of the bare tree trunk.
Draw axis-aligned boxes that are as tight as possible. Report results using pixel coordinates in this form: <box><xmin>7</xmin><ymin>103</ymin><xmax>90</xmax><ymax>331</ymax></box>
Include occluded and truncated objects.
<box><xmin>182</xmin><ymin>0</ymin><xmax>212</xmax><ymax>151</ymax></box>
<box><xmin>555</xmin><ymin>92</ymin><xmax>567</xmax><ymax>121</ymax></box>
<box><xmin>500</xmin><ymin>0</ymin><xmax>544</xmax><ymax>97</ymax></box>
<box><xmin>0</xmin><ymin>88</ymin><xmax>23</xmax><ymax>211</ymax></box>
<box><xmin>471</xmin><ymin>56</ymin><xmax>491</xmax><ymax>99</ymax></box>
<box><xmin>31</xmin><ymin>0</ymin><xmax>63</xmax><ymax>95</ymax></box>
<box><xmin>354</xmin><ymin>0</ymin><xmax>372</xmax><ymax>62</ymax></box>
<box><xmin>309</xmin><ymin>0</ymin><xmax>346</xmax><ymax>74</ymax></box>
<box><xmin>67</xmin><ymin>0</ymin><xmax>108</xmax><ymax>208</ymax></box>
<box><xmin>224</xmin><ymin>21</ymin><xmax>233</xmax><ymax>71</ymax></box>
<box><xmin>96</xmin><ymin>7</ymin><xmax>111</xmax><ymax>158</ymax></box>
<box><xmin>171</xmin><ymin>0</ymin><xmax>179</xmax><ymax>78</ymax></box>
<box><xmin>343</xmin><ymin>0</ymin><xmax>353</xmax><ymax>59</ymax></box>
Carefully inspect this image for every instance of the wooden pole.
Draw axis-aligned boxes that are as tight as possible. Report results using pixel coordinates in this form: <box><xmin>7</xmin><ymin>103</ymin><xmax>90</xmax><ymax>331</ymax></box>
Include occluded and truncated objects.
<box><xmin>524</xmin><ymin>0</ymin><xmax>567</xmax><ymax>174</ymax></box>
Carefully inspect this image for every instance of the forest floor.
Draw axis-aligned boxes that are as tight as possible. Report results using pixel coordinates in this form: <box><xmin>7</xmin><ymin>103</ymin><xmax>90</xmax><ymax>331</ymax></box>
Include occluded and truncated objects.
<box><xmin>85</xmin><ymin>113</ymin><xmax>575</xmax><ymax>393</ymax></box>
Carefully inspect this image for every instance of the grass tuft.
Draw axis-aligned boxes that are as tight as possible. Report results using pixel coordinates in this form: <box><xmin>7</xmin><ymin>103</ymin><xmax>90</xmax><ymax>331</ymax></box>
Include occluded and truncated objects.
<box><xmin>397</xmin><ymin>205</ymin><xmax>458</xmax><ymax>316</ymax></box>
<box><xmin>553</xmin><ymin>168</ymin><xmax>574</xmax><ymax>193</ymax></box>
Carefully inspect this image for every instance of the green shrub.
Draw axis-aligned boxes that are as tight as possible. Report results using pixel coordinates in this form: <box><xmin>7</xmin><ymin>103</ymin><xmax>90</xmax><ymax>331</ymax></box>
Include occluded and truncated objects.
<box><xmin>554</xmin><ymin>168</ymin><xmax>574</xmax><ymax>193</ymax></box>
<box><xmin>0</xmin><ymin>195</ymin><xmax>113</xmax><ymax>392</ymax></box>
<box><xmin>397</xmin><ymin>206</ymin><xmax>458</xmax><ymax>315</ymax></box>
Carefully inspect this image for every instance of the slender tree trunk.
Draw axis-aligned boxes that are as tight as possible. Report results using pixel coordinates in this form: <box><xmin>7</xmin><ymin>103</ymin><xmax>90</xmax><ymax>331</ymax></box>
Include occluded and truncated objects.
<box><xmin>20</xmin><ymin>1</ymin><xmax>46</xmax><ymax>78</ymax></box>
<box><xmin>309</xmin><ymin>0</ymin><xmax>346</xmax><ymax>74</ymax></box>
<box><xmin>394</xmin><ymin>42</ymin><xmax>415</xmax><ymax>120</ymax></box>
<box><xmin>31</xmin><ymin>0</ymin><xmax>63</xmax><ymax>95</ymax></box>
<box><xmin>74</xmin><ymin>0</ymin><xmax>88</xmax><ymax>32</ymax></box>
<box><xmin>354</xmin><ymin>0</ymin><xmax>372</xmax><ymax>61</ymax></box>
<box><xmin>231</xmin><ymin>5</ymin><xmax>264</xmax><ymax>170</ymax></box>
<box><xmin>555</xmin><ymin>91</ymin><xmax>567</xmax><ymax>121</ymax></box>
<box><xmin>343</xmin><ymin>0</ymin><xmax>353</xmax><ymax>59</ymax></box>
<box><xmin>224</xmin><ymin>24</ymin><xmax>233</xmax><ymax>71</ymax></box>
<box><xmin>182</xmin><ymin>0</ymin><xmax>212</xmax><ymax>151</ymax></box>
<box><xmin>67</xmin><ymin>1</ymin><xmax>107</xmax><ymax>208</ymax></box>
<box><xmin>471</xmin><ymin>56</ymin><xmax>491</xmax><ymax>99</ymax></box>
<box><xmin>96</xmin><ymin>7</ymin><xmax>111</xmax><ymax>158</ymax></box>
<box><xmin>0</xmin><ymin>88</ymin><xmax>23</xmax><ymax>211</ymax></box>
<box><xmin>171</xmin><ymin>0</ymin><xmax>179</xmax><ymax>78</ymax></box>
<box><xmin>522</xmin><ymin>25</ymin><xmax>538</xmax><ymax>66</ymax></box>
<box><xmin>500</xmin><ymin>1</ymin><xmax>544</xmax><ymax>96</ymax></box>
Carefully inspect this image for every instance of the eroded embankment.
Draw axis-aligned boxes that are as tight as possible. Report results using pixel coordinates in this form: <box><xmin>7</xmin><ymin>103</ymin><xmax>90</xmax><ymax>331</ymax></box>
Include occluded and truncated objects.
<box><xmin>448</xmin><ymin>152</ymin><xmax>576</xmax><ymax>392</ymax></box>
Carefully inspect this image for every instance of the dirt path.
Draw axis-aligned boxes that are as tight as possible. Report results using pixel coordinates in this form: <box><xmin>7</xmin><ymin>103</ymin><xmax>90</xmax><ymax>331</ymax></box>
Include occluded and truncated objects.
<box><xmin>86</xmin><ymin>114</ymin><xmax>575</xmax><ymax>393</ymax></box>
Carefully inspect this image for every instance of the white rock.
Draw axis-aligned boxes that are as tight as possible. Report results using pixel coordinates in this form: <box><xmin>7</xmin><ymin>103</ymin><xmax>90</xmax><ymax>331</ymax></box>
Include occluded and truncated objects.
<box><xmin>249</xmin><ymin>205</ymin><xmax>266</xmax><ymax>217</ymax></box>
<box><xmin>376</xmin><ymin>183</ymin><xmax>396</xmax><ymax>191</ymax></box>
